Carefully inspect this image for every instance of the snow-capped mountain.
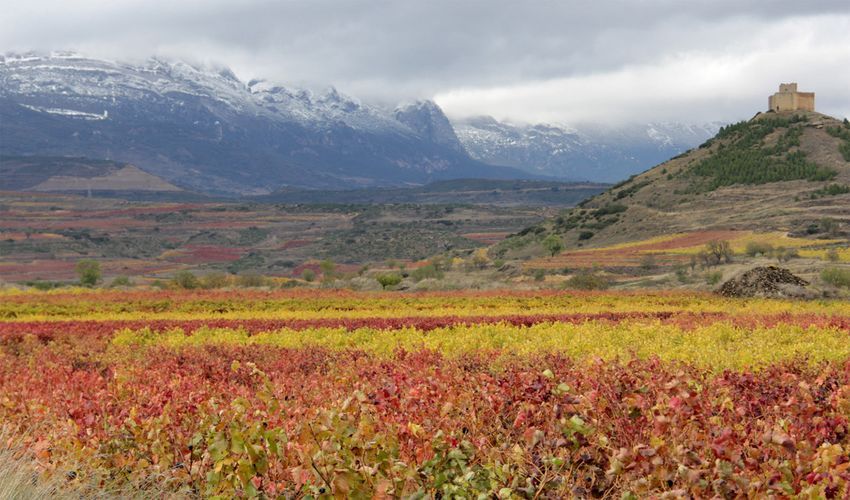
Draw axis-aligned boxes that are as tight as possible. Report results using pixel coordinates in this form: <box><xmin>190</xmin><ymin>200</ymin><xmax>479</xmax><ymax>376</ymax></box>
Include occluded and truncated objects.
<box><xmin>395</xmin><ymin>100</ymin><xmax>466</xmax><ymax>154</ymax></box>
<box><xmin>0</xmin><ymin>51</ymin><xmax>724</xmax><ymax>193</ymax></box>
<box><xmin>453</xmin><ymin>116</ymin><xmax>722</xmax><ymax>182</ymax></box>
<box><xmin>0</xmin><ymin>52</ymin><xmax>525</xmax><ymax>194</ymax></box>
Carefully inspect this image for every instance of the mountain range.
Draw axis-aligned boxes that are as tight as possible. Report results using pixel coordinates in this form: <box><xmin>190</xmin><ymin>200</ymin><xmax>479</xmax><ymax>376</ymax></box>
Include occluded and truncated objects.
<box><xmin>454</xmin><ymin>117</ymin><xmax>722</xmax><ymax>183</ymax></box>
<box><xmin>0</xmin><ymin>52</ymin><xmax>718</xmax><ymax>195</ymax></box>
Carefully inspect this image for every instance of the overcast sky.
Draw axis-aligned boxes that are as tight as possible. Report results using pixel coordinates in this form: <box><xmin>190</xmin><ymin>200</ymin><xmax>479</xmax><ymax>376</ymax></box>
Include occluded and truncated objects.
<box><xmin>3</xmin><ymin>0</ymin><xmax>849</xmax><ymax>125</ymax></box>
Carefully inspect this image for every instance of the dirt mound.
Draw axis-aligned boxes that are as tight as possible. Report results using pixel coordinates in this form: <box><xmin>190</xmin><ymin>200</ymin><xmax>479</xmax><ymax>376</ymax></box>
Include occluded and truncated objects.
<box><xmin>718</xmin><ymin>266</ymin><xmax>810</xmax><ymax>298</ymax></box>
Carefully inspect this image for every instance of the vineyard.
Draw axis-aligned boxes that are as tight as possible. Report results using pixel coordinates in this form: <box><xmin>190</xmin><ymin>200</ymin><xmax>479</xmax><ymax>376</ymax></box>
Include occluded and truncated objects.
<box><xmin>4</xmin><ymin>289</ymin><xmax>850</xmax><ymax>497</ymax></box>
<box><xmin>0</xmin><ymin>192</ymin><xmax>550</xmax><ymax>283</ymax></box>
<box><xmin>525</xmin><ymin>230</ymin><xmax>845</xmax><ymax>270</ymax></box>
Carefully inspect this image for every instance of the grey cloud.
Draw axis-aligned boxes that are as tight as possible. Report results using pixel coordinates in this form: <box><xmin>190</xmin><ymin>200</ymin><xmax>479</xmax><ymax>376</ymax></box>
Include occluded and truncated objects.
<box><xmin>3</xmin><ymin>0</ymin><xmax>848</xmax><ymax>123</ymax></box>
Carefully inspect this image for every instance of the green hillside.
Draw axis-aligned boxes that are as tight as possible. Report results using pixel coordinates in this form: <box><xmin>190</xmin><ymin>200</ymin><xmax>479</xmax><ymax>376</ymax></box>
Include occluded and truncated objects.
<box><xmin>497</xmin><ymin>110</ymin><xmax>850</xmax><ymax>260</ymax></box>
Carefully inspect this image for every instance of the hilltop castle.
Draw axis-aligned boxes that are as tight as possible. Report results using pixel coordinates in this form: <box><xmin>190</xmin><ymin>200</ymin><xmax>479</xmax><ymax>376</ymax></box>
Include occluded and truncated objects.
<box><xmin>769</xmin><ymin>83</ymin><xmax>815</xmax><ymax>112</ymax></box>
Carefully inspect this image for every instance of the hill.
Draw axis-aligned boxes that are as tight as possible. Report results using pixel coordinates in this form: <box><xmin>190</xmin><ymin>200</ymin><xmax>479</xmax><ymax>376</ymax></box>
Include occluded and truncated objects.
<box><xmin>0</xmin><ymin>52</ymin><xmax>529</xmax><ymax>195</ymax></box>
<box><xmin>498</xmin><ymin>110</ymin><xmax>850</xmax><ymax>259</ymax></box>
<box><xmin>0</xmin><ymin>156</ymin><xmax>180</xmax><ymax>193</ymax></box>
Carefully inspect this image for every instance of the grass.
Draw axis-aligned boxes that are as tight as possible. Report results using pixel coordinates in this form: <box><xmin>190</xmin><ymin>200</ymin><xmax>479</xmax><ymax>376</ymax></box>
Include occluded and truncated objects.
<box><xmin>0</xmin><ymin>427</ymin><xmax>77</xmax><ymax>500</ymax></box>
<box><xmin>0</xmin><ymin>428</ymin><xmax>172</xmax><ymax>500</ymax></box>
<box><xmin>800</xmin><ymin>247</ymin><xmax>850</xmax><ymax>262</ymax></box>
<box><xmin>527</xmin><ymin>229</ymin><xmax>842</xmax><ymax>271</ymax></box>
<box><xmin>660</xmin><ymin>231</ymin><xmax>841</xmax><ymax>256</ymax></box>
<box><xmin>0</xmin><ymin>452</ymin><xmax>66</xmax><ymax>500</ymax></box>
<box><xmin>822</xmin><ymin>267</ymin><xmax>850</xmax><ymax>288</ymax></box>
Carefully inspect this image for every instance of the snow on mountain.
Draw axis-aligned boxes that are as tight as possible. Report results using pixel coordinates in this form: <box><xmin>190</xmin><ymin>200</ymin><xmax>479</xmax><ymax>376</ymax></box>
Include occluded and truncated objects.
<box><xmin>394</xmin><ymin>100</ymin><xmax>466</xmax><ymax>153</ymax></box>
<box><xmin>0</xmin><ymin>52</ymin><xmax>526</xmax><ymax>194</ymax></box>
<box><xmin>454</xmin><ymin>117</ymin><xmax>722</xmax><ymax>182</ymax></box>
<box><xmin>0</xmin><ymin>51</ymin><xmax>723</xmax><ymax>192</ymax></box>
<box><xmin>0</xmin><ymin>51</ymin><xmax>407</xmax><ymax>132</ymax></box>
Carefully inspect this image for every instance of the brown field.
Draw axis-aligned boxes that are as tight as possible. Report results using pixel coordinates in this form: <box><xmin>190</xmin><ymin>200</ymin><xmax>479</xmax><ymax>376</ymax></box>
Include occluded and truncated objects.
<box><xmin>0</xmin><ymin>192</ymin><xmax>549</xmax><ymax>282</ymax></box>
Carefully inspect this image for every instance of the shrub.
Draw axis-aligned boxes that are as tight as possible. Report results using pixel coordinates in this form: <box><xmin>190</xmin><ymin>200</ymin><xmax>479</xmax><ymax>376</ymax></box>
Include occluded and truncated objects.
<box><xmin>471</xmin><ymin>249</ymin><xmax>490</xmax><ymax>269</ymax></box>
<box><xmin>639</xmin><ymin>253</ymin><xmax>657</xmax><ymax>270</ymax></box>
<box><xmin>26</xmin><ymin>281</ymin><xmax>63</xmax><ymax>291</ymax></box>
<box><xmin>75</xmin><ymin>259</ymin><xmax>101</xmax><ymax>286</ymax></box>
<box><xmin>744</xmin><ymin>241</ymin><xmax>774</xmax><ymax>257</ymax></box>
<box><xmin>697</xmin><ymin>250</ymin><xmax>714</xmax><ymax>268</ymax></box>
<box><xmin>583</xmin><ymin>218</ymin><xmax>617</xmax><ymax>230</ymax></box>
<box><xmin>280</xmin><ymin>279</ymin><xmax>301</xmax><ymax>289</ymax></box>
<box><xmin>775</xmin><ymin>247</ymin><xmax>799</xmax><ymax>263</ymax></box>
<box><xmin>301</xmin><ymin>269</ymin><xmax>316</xmax><ymax>282</ymax></box>
<box><xmin>827</xmin><ymin>248</ymin><xmax>841</xmax><ymax>262</ymax></box>
<box><xmin>578</xmin><ymin>231</ymin><xmax>594</xmax><ymax>241</ymax></box>
<box><xmin>172</xmin><ymin>270</ymin><xmax>200</xmax><ymax>290</ymax></box>
<box><xmin>109</xmin><ymin>276</ymin><xmax>133</xmax><ymax>288</ymax></box>
<box><xmin>821</xmin><ymin>267</ymin><xmax>850</xmax><ymax>288</ymax></box>
<box><xmin>841</xmin><ymin>142</ymin><xmax>850</xmax><ymax>162</ymax></box>
<box><xmin>236</xmin><ymin>272</ymin><xmax>266</xmax><ymax>288</ymax></box>
<box><xmin>820</xmin><ymin>220</ymin><xmax>836</xmax><ymax>236</ymax></box>
<box><xmin>201</xmin><ymin>272</ymin><xmax>231</xmax><ymax>289</ymax></box>
<box><xmin>592</xmin><ymin>204</ymin><xmax>628</xmax><ymax>217</ymax></box>
<box><xmin>532</xmin><ymin>269</ymin><xmax>546</xmax><ymax>282</ymax></box>
<box><xmin>376</xmin><ymin>273</ymin><xmax>402</xmax><ymax>289</ymax></box>
<box><xmin>705</xmin><ymin>271</ymin><xmax>723</xmax><ymax>285</ymax></box>
<box><xmin>319</xmin><ymin>260</ymin><xmax>336</xmax><ymax>280</ymax></box>
<box><xmin>820</xmin><ymin>218</ymin><xmax>840</xmax><ymax>237</ymax></box>
<box><xmin>411</xmin><ymin>263</ymin><xmax>443</xmax><ymax>282</ymax></box>
<box><xmin>812</xmin><ymin>184</ymin><xmax>850</xmax><ymax>197</ymax></box>
<box><xmin>615</xmin><ymin>180</ymin><xmax>650</xmax><ymax>200</ymax></box>
<box><xmin>565</xmin><ymin>271</ymin><xmax>610</xmax><ymax>290</ymax></box>
<box><xmin>432</xmin><ymin>256</ymin><xmax>453</xmax><ymax>272</ymax></box>
<box><xmin>226</xmin><ymin>252</ymin><xmax>265</xmax><ymax>274</ymax></box>
<box><xmin>542</xmin><ymin>234</ymin><xmax>564</xmax><ymax>257</ymax></box>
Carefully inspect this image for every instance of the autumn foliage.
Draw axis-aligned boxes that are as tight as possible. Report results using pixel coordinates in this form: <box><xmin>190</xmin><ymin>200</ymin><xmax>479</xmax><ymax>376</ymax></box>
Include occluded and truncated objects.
<box><xmin>3</xmin><ymin>289</ymin><xmax>850</xmax><ymax>497</ymax></box>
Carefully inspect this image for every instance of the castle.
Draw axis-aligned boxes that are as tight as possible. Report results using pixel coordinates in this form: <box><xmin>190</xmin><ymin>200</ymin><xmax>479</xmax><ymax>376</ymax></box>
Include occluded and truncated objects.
<box><xmin>768</xmin><ymin>83</ymin><xmax>815</xmax><ymax>112</ymax></box>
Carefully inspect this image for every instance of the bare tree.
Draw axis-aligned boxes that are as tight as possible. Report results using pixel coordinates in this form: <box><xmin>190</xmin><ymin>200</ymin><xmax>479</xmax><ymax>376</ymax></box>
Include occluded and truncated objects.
<box><xmin>706</xmin><ymin>240</ymin><xmax>733</xmax><ymax>265</ymax></box>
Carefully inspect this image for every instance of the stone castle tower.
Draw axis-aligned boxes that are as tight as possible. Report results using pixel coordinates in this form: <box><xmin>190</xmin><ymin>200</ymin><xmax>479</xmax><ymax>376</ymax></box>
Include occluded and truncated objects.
<box><xmin>768</xmin><ymin>83</ymin><xmax>815</xmax><ymax>112</ymax></box>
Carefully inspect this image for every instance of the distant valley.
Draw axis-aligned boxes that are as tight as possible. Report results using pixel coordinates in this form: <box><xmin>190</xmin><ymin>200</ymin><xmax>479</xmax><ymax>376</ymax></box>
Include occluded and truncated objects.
<box><xmin>258</xmin><ymin>179</ymin><xmax>608</xmax><ymax>206</ymax></box>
